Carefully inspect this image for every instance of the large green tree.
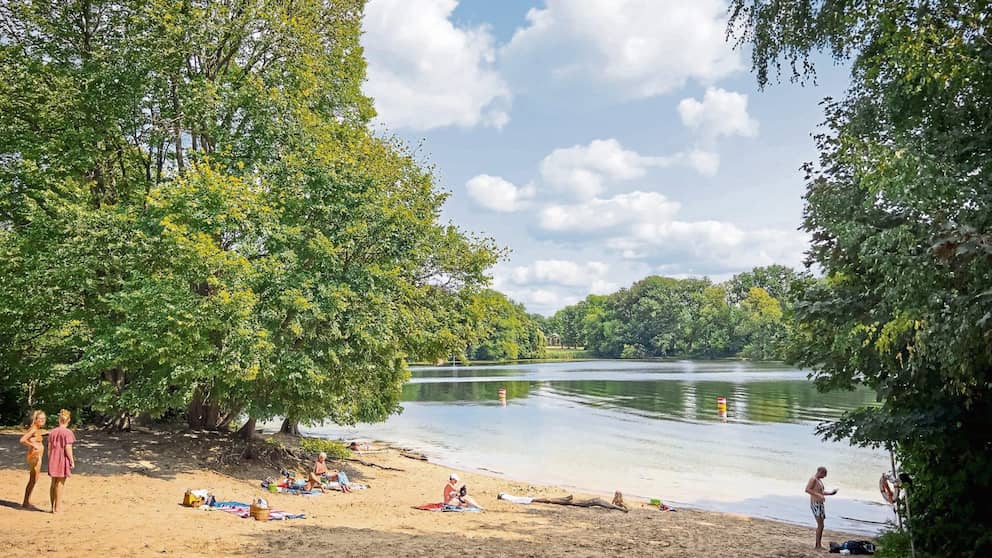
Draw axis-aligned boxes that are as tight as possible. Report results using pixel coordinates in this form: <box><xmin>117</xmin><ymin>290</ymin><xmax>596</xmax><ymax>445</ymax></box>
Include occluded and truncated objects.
<box><xmin>729</xmin><ymin>1</ymin><xmax>992</xmax><ymax>555</ymax></box>
<box><xmin>0</xmin><ymin>0</ymin><xmax>497</xmax><ymax>429</ymax></box>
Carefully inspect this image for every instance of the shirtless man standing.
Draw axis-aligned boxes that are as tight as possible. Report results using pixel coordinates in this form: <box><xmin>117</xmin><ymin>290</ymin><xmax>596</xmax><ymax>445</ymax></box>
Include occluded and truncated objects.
<box><xmin>806</xmin><ymin>466</ymin><xmax>838</xmax><ymax>550</ymax></box>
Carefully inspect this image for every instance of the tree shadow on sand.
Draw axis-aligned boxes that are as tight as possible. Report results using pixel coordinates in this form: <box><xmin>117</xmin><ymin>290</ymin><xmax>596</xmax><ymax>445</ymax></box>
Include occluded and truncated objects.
<box><xmin>0</xmin><ymin>430</ymin><xmax>320</xmax><ymax>482</ymax></box>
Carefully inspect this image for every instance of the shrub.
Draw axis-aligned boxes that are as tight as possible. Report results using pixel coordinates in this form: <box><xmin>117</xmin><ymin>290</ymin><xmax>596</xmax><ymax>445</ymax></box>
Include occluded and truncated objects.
<box><xmin>299</xmin><ymin>437</ymin><xmax>352</xmax><ymax>459</ymax></box>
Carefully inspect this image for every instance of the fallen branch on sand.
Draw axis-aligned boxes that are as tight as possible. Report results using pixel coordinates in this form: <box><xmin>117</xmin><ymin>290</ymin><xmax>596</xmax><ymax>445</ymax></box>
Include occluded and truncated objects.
<box><xmin>401</xmin><ymin>451</ymin><xmax>428</xmax><ymax>461</ymax></box>
<box><xmin>343</xmin><ymin>458</ymin><xmax>404</xmax><ymax>472</ymax></box>
<box><xmin>531</xmin><ymin>494</ymin><xmax>628</xmax><ymax>513</ymax></box>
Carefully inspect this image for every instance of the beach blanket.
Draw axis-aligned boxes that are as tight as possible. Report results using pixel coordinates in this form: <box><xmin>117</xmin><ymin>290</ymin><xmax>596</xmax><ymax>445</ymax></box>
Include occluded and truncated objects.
<box><xmin>262</xmin><ymin>481</ymin><xmax>367</xmax><ymax>494</ymax></box>
<box><xmin>210</xmin><ymin>501</ymin><xmax>306</xmax><ymax>520</ymax></box>
<box><xmin>414</xmin><ymin>502</ymin><xmax>482</xmax><ymax>513</ymax></box>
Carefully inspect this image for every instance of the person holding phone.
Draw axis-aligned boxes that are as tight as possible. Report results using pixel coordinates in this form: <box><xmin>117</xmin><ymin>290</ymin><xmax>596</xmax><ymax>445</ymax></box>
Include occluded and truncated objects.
<box><xmin>444</xmin><ymin>473</ymin><xmax>482</xmax><ymax>510</ymax></box>
<box><xmin>806</xmin><ymin>466</ymin><xmax>838</xmax><ymax>550</ymax></box>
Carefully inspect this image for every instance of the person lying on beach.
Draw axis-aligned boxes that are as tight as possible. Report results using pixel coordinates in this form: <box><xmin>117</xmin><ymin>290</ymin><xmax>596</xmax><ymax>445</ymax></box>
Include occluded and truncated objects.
<box><xmin>324</xmin><ymin>468</ymin><xmax>352</xmax><ymax>493</ymax></box>
<box><xmin>444</xmin><ymin>473</ymin><xmax>482</xmax><ymax>510</ymax></box>
<box><xmin>20</xmin><ymin>410</ymin><xmax>46</xmax><ymax>509</ymax></box>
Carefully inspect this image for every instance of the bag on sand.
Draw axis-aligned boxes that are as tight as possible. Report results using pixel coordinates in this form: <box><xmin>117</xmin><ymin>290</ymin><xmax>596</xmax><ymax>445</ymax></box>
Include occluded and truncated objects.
<box><xmin>829</xmin><ymin>540</ymin><xmax>876</xmax><ymax>554</ymax></box>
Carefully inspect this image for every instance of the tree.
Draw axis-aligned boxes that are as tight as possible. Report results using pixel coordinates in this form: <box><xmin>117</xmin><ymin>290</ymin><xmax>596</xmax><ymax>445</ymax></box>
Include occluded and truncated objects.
<box><xmin>694</xmin><ymin>285</ymin><xmax>736</xmax><ymax>358</ymax></box>
<box><xmin>735</xmin><ymin>287</ymin><xmax>786</xmax><ymax>360</ymax></box>
<box><xmin>463</xmin><ymin>290</ymin><xmax>546</xmax><ymax>361</ymax></box>
<box><xmin>726</xmin><ymin>265</ymin><xmax>801</xmax><ymax>305</ymax></box>
<box><xmin>0</xmin><ymin>0</ymin><xmax>498</xmax><ymax>429</ymax></box>
<box><xmin>729</xmin><ymin>2</ymin><xmax>992</xmax><ymax>555</ymax></box>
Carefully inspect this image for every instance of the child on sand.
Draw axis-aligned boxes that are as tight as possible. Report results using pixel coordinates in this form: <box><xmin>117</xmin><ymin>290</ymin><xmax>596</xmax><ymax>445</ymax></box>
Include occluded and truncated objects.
<box><xmin>19</xmin><ymin>410</ymin><xmax>46</xmax><ymax>509</ymax></box>
<box><xmin>47</xmin><ymin>409</ymin><xmax>76</xmax><ymax>514</ymax></box>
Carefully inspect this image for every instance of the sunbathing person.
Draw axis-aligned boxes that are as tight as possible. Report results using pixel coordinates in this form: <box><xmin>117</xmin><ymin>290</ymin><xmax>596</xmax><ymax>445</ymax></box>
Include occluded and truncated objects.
<box><xmin>326</xmin><ymin>467</ymin><xmax>352</xmax><ymax>493</ymax></box>
<box><xmin>303</xmin><ymin>452</ymin><xmax>352</xmax><ymax>493</ymax></box>
<box><xmin>444</xmin><ymin>473</ymin><xmax>482</xmax><ymax>510</ymax></box>
<box><xmin>304</xmin><ymin>452</ymin><xmax>329</xmax><ymax>491</ymax></box>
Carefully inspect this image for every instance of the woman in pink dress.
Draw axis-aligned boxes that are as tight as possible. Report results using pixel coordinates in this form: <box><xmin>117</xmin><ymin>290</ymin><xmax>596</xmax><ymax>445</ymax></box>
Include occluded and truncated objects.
<box><xmin>47</xmin><ymin>409</ymin><xmax>76</xmax><ymax>514</ymax></box>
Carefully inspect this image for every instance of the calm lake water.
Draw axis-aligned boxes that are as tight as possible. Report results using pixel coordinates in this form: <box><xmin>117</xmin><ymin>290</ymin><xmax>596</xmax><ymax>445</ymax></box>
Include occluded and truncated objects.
<box><xmin>303</xmin><ymin>360</ymin><xmax>894</xmax><ymax>534</ymax></box>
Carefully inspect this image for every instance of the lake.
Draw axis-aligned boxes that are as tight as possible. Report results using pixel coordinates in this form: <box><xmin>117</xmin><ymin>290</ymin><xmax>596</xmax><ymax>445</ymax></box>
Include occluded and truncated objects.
<box><xmin>302</xmin><ymin>360</ymin><xmax>894</xmax><ymax>534</ymax></box>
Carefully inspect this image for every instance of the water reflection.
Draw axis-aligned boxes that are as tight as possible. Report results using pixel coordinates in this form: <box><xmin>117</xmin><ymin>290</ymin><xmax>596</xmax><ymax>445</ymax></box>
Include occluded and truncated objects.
<box><xmin>402</xmin><ymin>376</ymin><xmax>876</xmax><ymax>425</ymax></box>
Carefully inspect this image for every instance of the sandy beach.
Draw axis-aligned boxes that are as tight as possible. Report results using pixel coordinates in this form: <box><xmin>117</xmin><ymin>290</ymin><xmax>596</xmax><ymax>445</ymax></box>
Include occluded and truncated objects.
<box><xmin>0</xmin><ymin>429</ymin><xmax>865</xmax><ymax>557</ymax></box>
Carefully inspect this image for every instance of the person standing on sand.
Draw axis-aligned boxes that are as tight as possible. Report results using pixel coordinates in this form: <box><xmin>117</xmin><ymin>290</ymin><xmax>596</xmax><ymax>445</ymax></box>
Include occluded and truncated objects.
<box><xmin>47</xmin><ymin>409</ymin><xmax>76</xmax><ymax>514</ymax></box>
<box><xmin>19</xmin><ymin>410</ymin><xmax>46</xmax><ymax>509</ymax></box>
<box><xmin>805</xmin><ymin>466</ymin><xmax>838</xmax><ymax>551</ymax></box>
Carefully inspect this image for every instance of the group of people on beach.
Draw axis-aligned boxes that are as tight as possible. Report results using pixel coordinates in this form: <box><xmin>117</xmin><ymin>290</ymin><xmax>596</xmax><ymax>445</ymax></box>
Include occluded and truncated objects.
<box><xmin>19</xmin><ymin>409</ymin><xmax>76</xmax><ymax>513</ymax></box>
<box><xmin>14</xmin><ymin>409</ymin><xmax>841</xmax><ymax>551</ymax></box>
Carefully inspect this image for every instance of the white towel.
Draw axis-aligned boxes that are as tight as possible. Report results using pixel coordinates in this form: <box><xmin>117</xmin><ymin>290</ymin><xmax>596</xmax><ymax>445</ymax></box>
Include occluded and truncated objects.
<box><xmin>497</xmin><ymin>493</ymin><xmax>533</xmax><ymax>505</ymax></box>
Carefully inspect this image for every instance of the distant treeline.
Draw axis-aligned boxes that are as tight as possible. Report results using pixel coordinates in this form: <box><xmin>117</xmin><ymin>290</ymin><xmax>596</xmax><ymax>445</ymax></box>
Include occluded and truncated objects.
<box><xmin>537</xmin><ymin>265</ymin><xmax>807</xmax><ymax>361</ymax></box>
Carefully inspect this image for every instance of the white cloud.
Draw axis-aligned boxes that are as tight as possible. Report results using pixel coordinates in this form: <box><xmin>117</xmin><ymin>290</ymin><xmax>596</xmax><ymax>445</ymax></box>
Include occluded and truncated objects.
<box><xmin>678</xmin><ymin>87</ymin><xmax>759</xmax><ymax>140</ymax></box>
<box><xmin>502</xmin><ymin>0</ymin><xmax>741</xmax><ymax>98</ymax></box>
<box><xmin>494</xmin><ymin>258</ymin><xmax>619</xmax><ymax>314</ymax></box>
<box><xmin>537</xmin><ymin>191</ymin><xmax>808</xmax><ymax>275</ymax></box>
<box><xmin>540</xmin><ymin>191</ymin><xmax>681</xmax><ymax>232</ymax></box>
<box><xmin>539</xmin><ymin>139</ymin><xmax>718</xmax><ymax>199</ymax></box>
<box><xmin>539</xmin><ymin>139</ymin><xmax>653</xmax><ymax>198</ymax></box>
<box><xmin>362</xmin><ymin>0</ymin><xmax>510</xmax><ymax>130</ymax></box>
<box><xmin>465</xmin><ymin>174</ymin><xmax>535</xmax><ymax>212</ymax></box>
<box><xmin>508</xmin><ymin>259</ymin><xmax>613</xmax><ymax>288</ymax></box>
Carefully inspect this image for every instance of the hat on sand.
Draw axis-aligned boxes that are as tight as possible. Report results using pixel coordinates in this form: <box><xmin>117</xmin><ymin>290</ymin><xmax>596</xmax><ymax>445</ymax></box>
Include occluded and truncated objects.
<box><xmin>449</xmin><ymin>473</ymin><xmax>459</xmax><ymax>481</ymax></box>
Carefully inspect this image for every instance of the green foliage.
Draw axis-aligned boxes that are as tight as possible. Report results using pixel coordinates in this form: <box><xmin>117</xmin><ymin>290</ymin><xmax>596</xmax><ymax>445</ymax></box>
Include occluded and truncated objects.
<box><xmin>0</xmin><ymin>1</ymin><xmax>498</xmax><ymax>428</ymax></box>
<box><xmin>544</xmin><ymin>271</ymin><xmax>796</xmax><ymax>361</ymax></box>
<box><xmin>299</xmin><ymin>437</ymin><xmax>351</xmax><ymax>460</ymax></box>
<box><xmin>729</xmin><ymin>1</ymin><xmax>992</xmax><ymax>555</ymax></box>
<box><xmin>874</xmin><ymin>529</ymin><xmax>914</xmax><ymax>558</ymax></box>
<box><xmin>463</xmin><ymin>290</ymin><xmax>546</xmax><ymax>361</ymax></box>
<box><xmin>541</xmin><ymin>347</ymin><xmax>594</xmax><ymax>360</ymax></box>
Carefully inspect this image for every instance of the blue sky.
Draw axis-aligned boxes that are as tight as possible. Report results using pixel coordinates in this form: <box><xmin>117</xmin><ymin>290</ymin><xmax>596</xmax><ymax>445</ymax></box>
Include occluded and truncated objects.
<box><xmin>361</xmin><ymin>0</ymin><xmax>849</xmax><ymax>315</ymax></box>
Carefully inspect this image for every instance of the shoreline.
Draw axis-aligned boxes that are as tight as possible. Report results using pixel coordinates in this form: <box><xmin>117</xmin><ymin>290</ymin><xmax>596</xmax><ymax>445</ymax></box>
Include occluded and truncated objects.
<box><xmin>295</xmin><ymin>426</ymin><xmax>888</xmax><ymax>537</ymax></box>
<box><xmin>0</xmin><ymin>428</ymin><xmax>873</xmax><ymax>557</ymax></box>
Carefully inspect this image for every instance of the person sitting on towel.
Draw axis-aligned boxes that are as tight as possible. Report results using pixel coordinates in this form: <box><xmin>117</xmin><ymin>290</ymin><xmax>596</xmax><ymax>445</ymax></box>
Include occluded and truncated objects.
<box><xmin>304</xmin><ymin>452</ymin><xmax>328</xmax><ymax>492</ymax></box>
<box><xmin>304</xmin><ymin>452</ymin><xmax>352</xmax><ymax>493</ymax></box>
<box><xmin>444</xmin><ymin>473</ymin><xmax>482</xmax><ymax>509</ymax></box>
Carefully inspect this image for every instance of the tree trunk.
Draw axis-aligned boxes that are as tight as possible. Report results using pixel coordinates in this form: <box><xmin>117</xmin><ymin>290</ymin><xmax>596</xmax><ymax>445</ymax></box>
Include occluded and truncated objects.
<box><xmin>187</xmin><ymin>387</ymin><xmax>224</xmax><ymax>430</ymax></box>
<box><xmin>236</xmin><ymin>417</ymin><xmax>257</xmax><ymax>440</ymax></box>
<box><xmin>279</xmin><ymin>417</ymin><xmax>300</xmax><ymax>436</ymax></box>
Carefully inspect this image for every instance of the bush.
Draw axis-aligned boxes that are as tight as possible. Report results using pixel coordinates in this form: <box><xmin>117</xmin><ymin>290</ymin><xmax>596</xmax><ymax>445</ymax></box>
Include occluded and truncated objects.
<box><xmin>299</xmin><ymin>437</ymin><xmax>352</xmax><ymax>459</ymax></box>
<box><xmin>874</xmin><ymin>529</ymin><xmax>914</xmax><ymax>558</ymax></box>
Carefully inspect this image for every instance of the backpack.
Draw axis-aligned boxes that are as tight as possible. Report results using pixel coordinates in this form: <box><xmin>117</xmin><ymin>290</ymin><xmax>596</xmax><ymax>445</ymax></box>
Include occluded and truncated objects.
<box><xmin>829</xmin><ymin>540</ymin><xmax>876</xmax><ymax>554</ymax></box>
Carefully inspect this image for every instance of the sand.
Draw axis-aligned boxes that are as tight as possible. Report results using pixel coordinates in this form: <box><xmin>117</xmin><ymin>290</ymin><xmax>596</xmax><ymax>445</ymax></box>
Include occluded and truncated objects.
<box><xmin>0</xmin><ymin>429</ymin><xmax>863</xmax><ymax>557</ymax></box>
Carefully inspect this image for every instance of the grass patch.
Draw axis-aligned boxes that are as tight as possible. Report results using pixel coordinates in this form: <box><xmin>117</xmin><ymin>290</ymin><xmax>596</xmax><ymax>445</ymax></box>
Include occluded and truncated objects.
<box><xmin>543</xmin><ymin>347</ymin><xmax>595</xmax><ymax>360</ymax></box>
<box><xmin>299</xmin><ymin>437</ymin><xmax>352</xmax><ymax>459</ymax></box>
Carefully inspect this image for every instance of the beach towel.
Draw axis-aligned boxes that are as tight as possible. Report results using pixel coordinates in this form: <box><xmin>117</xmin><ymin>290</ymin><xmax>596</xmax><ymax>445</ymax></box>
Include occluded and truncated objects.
<box><xmin>497</xmin><ymin>493</ymin><xmax>533</xmax><ymax>505</ymax></box>
<box><xmin>209</xmin><ymin>501</ymin><xmax>306</xmax><ymax>520</ymax></box>
<box><xmin>414</xmin><ymin>502</ymin><xmax>482</xmax><ymax>512</ymax></box>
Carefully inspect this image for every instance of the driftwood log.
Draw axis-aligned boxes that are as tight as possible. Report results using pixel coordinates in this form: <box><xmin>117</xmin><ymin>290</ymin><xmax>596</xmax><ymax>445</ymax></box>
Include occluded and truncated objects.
<box><xmin>531</xmin><ymin>494</ymin><xmax>628</xmax><ymax>513</ymax></box>
<box><xmin>343</xmin><ymin>457</ymin><xmax>405</xmax><ymax>472</ymax></box>
<box><xmin>401</xmin><ymin>451</ymin><xmax>428</xmax><ymax>461</ymax></box>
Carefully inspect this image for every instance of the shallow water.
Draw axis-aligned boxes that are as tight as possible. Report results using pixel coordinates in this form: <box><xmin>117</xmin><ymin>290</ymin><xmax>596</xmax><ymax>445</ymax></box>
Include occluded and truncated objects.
<box><xmin>304</xmin><ymin>360</ymin><xmax>895</xmax><ymax>534</ymax></box>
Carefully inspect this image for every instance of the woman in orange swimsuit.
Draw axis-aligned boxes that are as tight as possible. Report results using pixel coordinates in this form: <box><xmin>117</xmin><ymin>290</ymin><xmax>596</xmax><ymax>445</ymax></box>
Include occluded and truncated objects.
<box><xmin>19</xmin><ymin>410</ymin><xmax>46</xmax><ymax>509</ymax></box>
